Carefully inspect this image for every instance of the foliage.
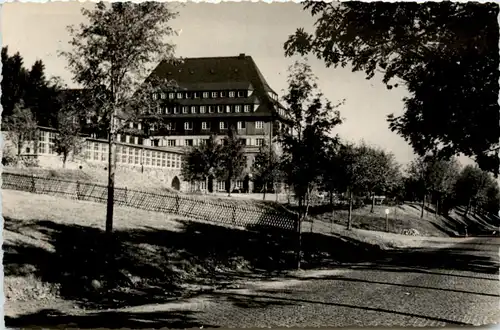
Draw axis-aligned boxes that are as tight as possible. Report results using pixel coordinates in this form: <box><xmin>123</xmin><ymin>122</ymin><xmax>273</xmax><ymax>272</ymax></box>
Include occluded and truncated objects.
<box><xmin>218</xmin><ymin>129</ymin><xmax>246</xmax><ymax>196</ymax></box>
<box><xmin>251</xmin><ymin>141</ymin><xmax>281</xmax><ymax>197</ymax></box>
<box><xmin>181</xmin><ymin>134</ymin><xmax>223</xmax><ymax>184</ymax></box>
<box><xmin>3</xmin><ymin>102</ymin><xmax>38</xmax><ymax>158</ymax></box>
<box><xmin>280</xmin><ymin>60</ymin><xmax>343</xmax><ymax>213</ymax></box>
<box><xmin>454</xmin><ymin>165</ymin><xmax>497</xmax><ymax>216</ymax></box>
<box><xmin>285</xmin><ymin>1</ymin><xmax>500</xmax><ymax>176</ymax></box>
<box><xmin>61</xmin><ymin>1</ymin><xmax>179</xmax><ymax>232</ymax></box>
<box><xmin>1</xmin><ymin>47</ymin><xmax>60</xmax><ymax>127</ymax></box>
<box><xmin>54</xmin><ymin>108</ymin><xmax>84</xmax><ymax>168</ymax></box>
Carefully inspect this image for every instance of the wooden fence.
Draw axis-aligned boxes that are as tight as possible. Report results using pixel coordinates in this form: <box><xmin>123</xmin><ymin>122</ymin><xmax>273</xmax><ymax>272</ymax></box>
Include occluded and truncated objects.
<box><xmin>2</xmin><ymin>172</ymin><xmax>297</xmax><ymax>231</ymax></box>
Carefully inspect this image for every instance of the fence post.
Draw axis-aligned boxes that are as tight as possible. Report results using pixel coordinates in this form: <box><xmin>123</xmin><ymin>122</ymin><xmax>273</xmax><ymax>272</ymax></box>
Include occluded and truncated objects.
<box><xmin>31</xmin><ymin>174</ymin><xmax>36</xmax><ymax>193</ymax></box>
<box><xmin>175</xmin><ymin>195</ymin><xmax>180</xmax><ymax>215</ymax></box>
<box><xmin>232</xmin><ymin>204</ymin><xmax>236</xmax><ymax>225</ymax></box>
<box><xmin>76</xmin><ymin>181</ymin><xmax>81</xmax><ymax>200</ymax></box>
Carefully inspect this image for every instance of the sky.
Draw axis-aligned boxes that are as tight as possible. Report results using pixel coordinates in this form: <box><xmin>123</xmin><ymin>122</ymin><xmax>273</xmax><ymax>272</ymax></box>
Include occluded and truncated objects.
<box><xmin>2</xmin><ymin>1</ymin><xmax>475</xmax><ymax>169</ymax></box>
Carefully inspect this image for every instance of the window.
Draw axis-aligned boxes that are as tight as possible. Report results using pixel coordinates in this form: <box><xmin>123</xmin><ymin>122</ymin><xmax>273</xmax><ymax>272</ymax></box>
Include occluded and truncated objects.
<box><xmin>194</xmin><ymin>92</ymin><xmax>200</xmax><ymax>99</ymax></box>
<box><xmin>202</xmin><ymin>122</ymin><xmax>209</xmax><ymax>130</ymax></box>
<box><xmin>186</xmin><ymin>92</ymin><xmax>192</xmax><ymax>99</ymax></box>
<box><xmin>120</xmin><ymin>134</ymin><xmax>127</xmax><ymax>143</ymax></box>
<box><xmin>182</xmin><ymin>106</ymin><xmax>188</xmax><ymax>114</ymax></box>
<box><xmin>161</xmin><ymin>153</ymin><xmax>166</xmax><ymax>167</ymax></box>
<box><xmin>128</xmin><ymin>148</ymin><xmax>133</xmax><ymax>163</ymax></box>
<box><xmin>220</xmin><ymin>91</ymin><xmax>226</xmax><ymax>97</ymax></box>
<box><xmin>237</xmin><ymin>121</ymin><xmax>245</xmax><ymax>130</ymax></box>
<box><xmin>239</xmin><ymin>138</ymin><xmax>247</xmax><ymax>146</ymax></box>
<box><xmin>160</xmin><ymin>93</ymin><xmax>166</xmax><ymax>99</ymax></box>
<box><xmin>177</xmin><ymin>92</ymin><xmax>183</xmax><ymax>99</ymax></box>
<box><xmin>168</xmin><ymin>139</ymin><xmax>176</xmax><ymax>147</ymax></box>
<box><xmin>217</xmin><ymin>106</ymin><xmax>223</xmax><ymax>113</ymax></box>
<box><xmin>145</xmin><ymin>150</ymin><xmax>151</xmax><ymax>165</ymax></box>
<box><xmin>256</xmin><ymin>138</ymin><xmax>265</xmax><ymax>146</ymax></box>
<box><xmin>255</xmin><ymin>121</ymin><xmax>264</xmax><ymax>129</ymax></box>
<box><xmin>166</xmin><ymin>107</ymin><xmax>171</xmax><ymax>114</ymax></box>
<box><xmin>209</xmin><ymin>106</ymin><xmax>215</xmax><ymax>113</ymax></box>
<box><xmin>219</xmin><ymin>121</ymin><xmax>228</xmax><ymax>130</ymax></box>
<box><xmin>200</xmin><ymin>106</ymin><xmax>206</xmax><ymax>114</ymax></box>
<box><xmin>153</xmin><ymin>93</ymin><xmax>158</xmax><ymax>100</ymax></box>
<box><xmin>238</xmin><ymin>91</ymin><xmax>246</xmax><ymax>97</ymax></box>
<box><xmin>191</xmin><ymin>106</ymin><xmax>196</xmax><ymax>113</ymax></box>
<box><xmin>203</xmin><ymin>92</ymin><xmax>209</xmax><ymax>98</ymax></box>
<box><xmin>169</xmin><ymin>92</ymin><xmax>175</xmax><ymax>99</ymax></box>
<box><xmin>152</xmin><ymin>139</ymin><xmax>160</xmax><ymax>147</ymax></box>
<box><xmin>184</xmin><ymin>122</ymin><xmax>193</xmax><ymax>130</ymax></box>
<box><xmin>138</xmin><ymin>137</ymin><xmax>144</xmax><ymax>145</ymax></box>
<box><xmin>229</xmin><ymin>91</ymin><xmax>235</xmax><ymax>98</ymax></box>
<box><xmin>211</xmin><ymin>91</ymin><xmax>218</xmax><ymax>98</ymax></box>
<box><xmin>226</xmin><ymin>105</ymin><xmax>231</xmax><ymax>113</ymax></box>
<box><xmin>122</xmin><ymin>147</ymin><xmax>128</xmax><ymax>163</ymax></box>
<box><xmin>129</xmin><ymin>122</ymin><xmax>133</xmax><ymax>128</ymax></box>
<box><xmin>174</xmin><ymin>106</ymin><xmax>179</xmax><ymax>114</ymax></box>
<box><xmin>135</xmin><ymin>149</ymin><xmax>140</xmax><ymax>164</ymax></box>
<box><xmin>235</xmin><ymin>105</ymin><xmax>241</xmax><ymax>113</ymax></box>
<box><xmin>244</xmin><ymin>105</ymin><xmax>251</xmax><ymax>112</ymax></box>
<box><xmin>185</xmin><ymin>139</ymin><xmax>193</xmax><ymax>146</ymax></box>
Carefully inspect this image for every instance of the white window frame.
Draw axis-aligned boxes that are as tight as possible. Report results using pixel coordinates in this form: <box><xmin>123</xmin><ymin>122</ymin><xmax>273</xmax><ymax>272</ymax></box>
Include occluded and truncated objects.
<box><xmin>174</xmin><ymin>106</ymin><xmax>179</xmax><ymax>114</ymax></box>
<box><xmin>169</xmin><ymin>92</ymin><xmax>175</xmax><ymax>99</ymax></box>
<box><xmin>255</xmin><ymin>121</ymin><xmax>264</xmax><ymax>129</ymax></box>
<box><xmin>194</xmin><ymin>92</ymin><xmax>200</xmax><ymax>99</ymax></box>
<box><xmin>229</xmin><ymin>91</ymin><xmax>235</xmax><ymax>98</ymax></box>
<box><xmin>177</xmin><ymin>92</ymin><xmax>183</xmax><ymax>99</ymax></box>
<box><xmin>184</xmin><ymin>121</ymin><xmax>193</xmax><ymax>130</ymax></box>
<box><xmin>226</xmin><ymin>105</ymin><xmax>231</xmax><ymax>113</ymax></box>
<box><xmin>200</xmin><ymin>106</ymin><xmax>206</xmax><ymax>114</ymax></box>
<box><xmin>212</xmin><ymin>91</ymin><xmax>218</xmax><ymax>98</ymax></box>
<box><xmin>153</xmin><ymin>93</ymin><xmax>158</xmax><ymax>100</ymax></box>
<box><xmin>244</xmin><ymin>105</ymin><xmax>251</xmax><ymax>112</ymax></box>
<box><xmin>167</xmin><ymin>139</ymin><xmax>176</xmax><ymax>147</ymax></box>
<box><xmin>182</xmin><ymin>106</ymin><xmax>189</xmax><ymax>114</ymax></box>
<box><xmin>203</xmin><ymin>92</ymin><xmax>209</xmax><ymax>98</ymax></box>
<box><xmin>217</xmin><ymin>106</ymin><xmax>223</xmax><ymax>113</ymax></box>
<box><xmin>219</xmin><ymin>121</ymin><xmax>227</xmax><ymax>130</ymax></box>
<box><xmin>191</xmin><ymin>106</ymin><xmax>196</xmax><ymax>113</ymax></box>
<box><xmin>202</xmin><ymin>122</ymin><xmax>209</xmax><ymax>130</ymax></box>
<box><xmin>256</xmin><ymin>138</ymin><xmax>265</xmax><ymax>146</ymax></box>
<box><xmin>160</xmin><ymin>93</ymin><xmax>166</xmax><ymax>99</ymax></box>
<box><xmin>235</xmin><ymin>105</ymin><xmax>241</xmax><ymax>113</ymax></box>
<box><xmin>237</xmin><ymin>121</ymin><xmax>244</xmax><ymax>130</ymax></box>
<box><xmin>209</xmin><ymin>106</ymin><xmax>215</xmax><ymax>113</ymax></box>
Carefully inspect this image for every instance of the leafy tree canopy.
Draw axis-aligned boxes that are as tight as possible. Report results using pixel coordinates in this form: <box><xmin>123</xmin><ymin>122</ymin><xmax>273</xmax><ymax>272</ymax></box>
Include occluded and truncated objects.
<box><xmin>285</xmin><ymin>1</ymin><xmax>499</xmax><ymax>176</ymax></box>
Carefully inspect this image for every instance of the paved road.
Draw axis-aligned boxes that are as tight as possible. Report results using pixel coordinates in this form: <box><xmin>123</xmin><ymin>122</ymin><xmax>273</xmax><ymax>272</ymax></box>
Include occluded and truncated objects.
<box><xmin>138</xmin><ymin>236</ymin><xmax>500</xmax><ymax>328</ymax></box>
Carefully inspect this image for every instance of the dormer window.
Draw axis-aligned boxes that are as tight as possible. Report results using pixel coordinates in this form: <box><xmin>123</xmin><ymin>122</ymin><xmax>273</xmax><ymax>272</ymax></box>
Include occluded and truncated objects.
<box><xmin>166</xmin><ymin>107</ymin><xmax>171</xmax><ymax>114</ymax></box>
<box><xmin>225</xmin><ymin>105</ymin><xmax>231</xmax><ymax>113</ymax></box>
<box><xmin>194</xmin><ymin>92</ymin><xmax>200</xmax><ymax>99</ymax></box>
<box><xmin>160</xmin><ymin>93</ymin><xmax>166</xmax><ymax>99</ymax></box>
<box><xmin>182</xmin><ymin>106</ymin><xmax>188</xmax><ymax>114</ymax></box>
<box><xmin>211</xmin><ymin>91</ymin><xmax>218</xmax><ymax>98</ymax></box>
<box><xmin>235</xmin><ymin>105</ymin><xmax>241</xmax><ymax>113</ymax></box>
<box><xmin>209</xmin><ymin>106</ymin><xmax>215</xmax><ymax>113</ymax></box>
<box><xmin>177</xmin><ymin>92</ymin><xmax>183</xmax><ymax>99</ymax></box>
<box><xmin>200</xmin><ymin>106</ymin><xmax>206</xmax><ymax>114</ymax></box>
<box><xmin>169</xmin><ymin>92</ymin><xmax>175</xmax><ymax>99</ymax></box>
<box><xmin>244</xmin><ymin>105</ymin><xmax>251</xmax><ymax>112</ymax></box>
<box><xmin>238</xmin><ymin>91</ymin><xmax>246</xmax><ymax>97</ymax></box>
<box><xmin>217</xmin><ymin>106</ymin><xmax>223</xmax><ymax>113</ymax></box>
<box><xmin>174</xmin><ymin>106</ymin><xmax>179</xmax><ymax>114</ymax></box>
<box><xmin>186</xmin><ymin>92</ymin><xmax>192</xmax><ymax>99</ymax></box>
<box><xmin>229</xmin><ymin>91</ymin><xmax>235</xmax><ymax>98</ymax></box>
<box><xmin>191</xmin><ymin>106</ymin><xmax>197</xmax><ymax>114</ymax></box>
<box><xmin>203</xmin><ymin>92</ymin><xmax>209</xmax><ymax>98</ymax></box>
<box><xmin>220</xmin><ymin>91</ymin><xmax>226</xmax><ymax>97</ymax></box>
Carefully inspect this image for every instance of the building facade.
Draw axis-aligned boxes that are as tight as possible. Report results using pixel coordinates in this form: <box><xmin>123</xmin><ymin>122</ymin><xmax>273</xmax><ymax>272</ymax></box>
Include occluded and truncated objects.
<box><xmin>140</xmin><ymin>53</ymin><xmax>291</xmax><ymax>192</ymax></box>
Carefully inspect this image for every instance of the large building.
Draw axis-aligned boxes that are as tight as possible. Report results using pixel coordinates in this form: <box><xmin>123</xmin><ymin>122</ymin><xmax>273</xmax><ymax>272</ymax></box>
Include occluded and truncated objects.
<box><xmin>139</xmin><ymin>54</ymin><xmax>291</xmax><ymax>192</ymax></box>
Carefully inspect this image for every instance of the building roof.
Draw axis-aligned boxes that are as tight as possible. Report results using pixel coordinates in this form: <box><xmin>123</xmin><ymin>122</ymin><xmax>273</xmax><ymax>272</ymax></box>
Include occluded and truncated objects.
<box><xmin>146</xmin><ymin>54</ymin><xmax>288</xmax><ymax>120</ymax></box>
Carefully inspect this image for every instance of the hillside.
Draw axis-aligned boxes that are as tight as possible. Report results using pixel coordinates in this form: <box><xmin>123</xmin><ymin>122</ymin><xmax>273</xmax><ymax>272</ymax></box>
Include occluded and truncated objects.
<box><xmin>2</xmin><ymin>164</ymin><xmax>175</xmax><ymax>193</ymax></box>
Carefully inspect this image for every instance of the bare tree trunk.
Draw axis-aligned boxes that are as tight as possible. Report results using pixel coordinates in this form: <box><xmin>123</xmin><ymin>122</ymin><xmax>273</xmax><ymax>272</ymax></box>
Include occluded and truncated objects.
<box><xmin>227</xmin><ymin>178</ymin><xmax>232</xmax><ymax>197</ymax></box>
<box><xmin>420</xmin><ymin>194</ymin><xmax>426</xmax><ymax>218</ymax></box>
<box><xmin>329</xmin><ymin>190</ymin><xmax>333</xmax><ymax>206</ymax></box>
<box><xmin>296</xmin><ymin>195</ymin><xmax>303</xmax><ymax>269</ymax></box>
<box><xmin>370</xmin><ymin>193</ymin><xmax>375</xmax><ymax>213</ymax></box>
<box><xmin>106</xmin><ymin>132</ymin><xmax>117</xmax><ymax>234</ymax></box>
<box><xmin>347</xmin><ymin>189</ymin><xmax>353</xmax><ymax>230</ymax></box>
<box><xmin>62</xmin><ymin>153</ymin><xmax>67</xmax><ymax>169</ymax></box>
<box><xmin>465</xmin><ymin>197</ymin><xmax>472</xmax><ymax>217</ymax></box>
<box><xmin>436</xmin><ymin>198</ymin><xmax>440</xmax><ymax>218</ymax></box>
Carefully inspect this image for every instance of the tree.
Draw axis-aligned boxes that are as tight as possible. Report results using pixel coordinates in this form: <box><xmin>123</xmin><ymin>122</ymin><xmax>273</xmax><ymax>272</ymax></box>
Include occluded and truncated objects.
<box><xmin>218</xmin><ymin>128</ymin><xmax>246</xmax><ymax>197</ymax></box>
<box><xmin>3</xmin><ymin>102</ymin><xmax>38</xmax><ymax>160</ymax></box>
<box><xmin>455</xmin><ymin>165</ymin><xmax>492</xmax><ymax>217</ymax></box>
<box><xmin>181</xmin><ymin>134</ymin><xmax>223</xmax><ymax>193</ymax></box>
<box><xmin>251</xmin><ymin>141</ymin><xmax>281</xmax><ymax>200</ymax></box>
<box><xmin>285</xmin><ymin>1</ymin><xmax>500</xmax><ymax>176</ymax></box>
<box><xmin>406</xmin><ymin>157</ymin><xmax>431</xmax><ymax>218</ymax></box>
<box><xmin>54</xmin><ymin>108</ymin><xmax>84</xmax><ymax>168</ymax></box>
<box><xmin>1</xmin><ymin>47</ymin><xmax>28</xmax><ymax>120</ymax></box>
<box><xmin>61</xmin><ymin>2</ymin><xmax>179</xmax><ymax>234</ymax></box>
<box><xmin>280</xmin><ymin>60</ymin><xmax>343</xmax><ymax>268</ymax></box>
<box><xmin>426</xmin><ymin>158</ymin><xmax>461</xmax><ymax>215</ymax></box>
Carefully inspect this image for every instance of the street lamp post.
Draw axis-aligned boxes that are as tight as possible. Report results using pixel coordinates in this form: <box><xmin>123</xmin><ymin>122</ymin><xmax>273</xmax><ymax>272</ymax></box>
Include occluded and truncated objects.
<box><xmin>385</xmin><ymin>208</ymin><xmax>390</xmax><ymax>232</ymax></box>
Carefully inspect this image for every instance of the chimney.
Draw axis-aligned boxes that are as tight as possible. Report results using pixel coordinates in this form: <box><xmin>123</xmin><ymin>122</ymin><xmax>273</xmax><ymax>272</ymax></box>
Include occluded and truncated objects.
<box><xmin>238</xmin><ymin>53</ymin><xmax>245</xmax><ymax>59</ymax></box>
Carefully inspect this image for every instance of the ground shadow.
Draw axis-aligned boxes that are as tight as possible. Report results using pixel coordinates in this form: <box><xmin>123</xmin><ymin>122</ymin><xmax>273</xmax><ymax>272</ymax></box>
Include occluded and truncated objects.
<box><xmin>5</xmin><ymin>308</ymin><xmax>217</xmax><ymax>329</ymax></box>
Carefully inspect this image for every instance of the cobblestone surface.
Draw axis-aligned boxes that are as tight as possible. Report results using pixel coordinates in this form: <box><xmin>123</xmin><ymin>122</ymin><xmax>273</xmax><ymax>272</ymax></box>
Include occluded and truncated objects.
<box><xmin>179</xmin><ymin>237</ymin><xmax>500</xmax><ymax>327</ymax></box>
